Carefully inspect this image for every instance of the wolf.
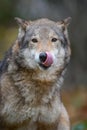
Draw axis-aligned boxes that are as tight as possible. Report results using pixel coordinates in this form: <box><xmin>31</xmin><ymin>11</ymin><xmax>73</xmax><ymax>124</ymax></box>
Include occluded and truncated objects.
<box><xmin>0</xmin><ymin>17</ymin><xmax>71</xmax><ymax>130</ymax></box>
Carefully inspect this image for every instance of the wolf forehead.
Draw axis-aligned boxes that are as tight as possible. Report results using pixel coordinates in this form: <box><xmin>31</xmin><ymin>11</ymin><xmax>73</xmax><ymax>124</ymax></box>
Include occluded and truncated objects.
<box><xmin>25</xmin><ymin>26</ymin><xmax>63</xmax><ymax>42</ymax></box>
<box><xmin>25</xmin><ymin>21</ymin><xmax>62</xmax><ymax>38</ymax></box>
<box><xmin>15</xmin><ymin>17</ymin><xmax>71</xmax><ymax>40</ymax></box>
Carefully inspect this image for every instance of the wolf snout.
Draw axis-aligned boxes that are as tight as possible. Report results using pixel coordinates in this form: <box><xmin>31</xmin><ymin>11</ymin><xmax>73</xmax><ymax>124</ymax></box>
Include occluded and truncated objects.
<box><xmin>39</xmin><ymin>52</ymin><xmax>53</xmax><ymax>67</ymax></box>
<box><xmin>39</xmin><ymin>52</ymin><xmax>47</xmax><ymax>62</ymax></box>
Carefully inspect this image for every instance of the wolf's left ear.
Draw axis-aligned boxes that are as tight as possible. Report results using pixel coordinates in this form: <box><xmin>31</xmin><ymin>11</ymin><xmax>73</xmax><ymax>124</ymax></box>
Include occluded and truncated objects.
<box><xmin>57</xmin><ymin>17</ymin><xmax>71</xmax><ymax>29</ymax></box>
<box><xmin>63</xmin><ymin>17</ymin><xmax>71</xmax><ymax>27</ymax></box>
<box><xmin>57</xmin><ymin>17</ymin><xmax>71</xmax><ymax>45</ymax></box>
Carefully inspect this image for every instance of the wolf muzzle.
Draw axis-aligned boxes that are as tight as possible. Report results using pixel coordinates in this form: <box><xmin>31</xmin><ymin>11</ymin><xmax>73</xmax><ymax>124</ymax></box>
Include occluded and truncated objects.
<box><xmin>39</xmin><ymin>52</ymin><xmax>53</xmax><ymax>67</ymax></box>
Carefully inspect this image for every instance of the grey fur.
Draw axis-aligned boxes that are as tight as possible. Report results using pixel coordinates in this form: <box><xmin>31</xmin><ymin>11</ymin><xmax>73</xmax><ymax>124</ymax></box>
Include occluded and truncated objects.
<box><xmin>0</xmin><ymin>17</ymin><xmax>71</xmax><ymax>130</ymax></box>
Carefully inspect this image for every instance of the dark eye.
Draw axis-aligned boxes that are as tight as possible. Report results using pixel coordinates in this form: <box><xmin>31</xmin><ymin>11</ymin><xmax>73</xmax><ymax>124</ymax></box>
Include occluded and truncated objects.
<box><xmin>51</xmin><ymin>38</ymin><xmax>58</xmax><ymax>42</ymax></box>
<box><xmin>32</xmin><ymin>38</ymin><xmax>38</xmax><ymax>43</ymax></box>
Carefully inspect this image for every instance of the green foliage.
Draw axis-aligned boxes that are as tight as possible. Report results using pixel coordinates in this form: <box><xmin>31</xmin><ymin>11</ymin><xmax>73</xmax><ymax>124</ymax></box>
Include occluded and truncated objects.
<box><xmin>0</xmin><ymin>0</ymin><xmax>17</xmax><ymax>24</ymax></box>
<box><xmin>72</xmin><ymin>121</ymin><xmax>87</xmax><ymax>130</ymax></box>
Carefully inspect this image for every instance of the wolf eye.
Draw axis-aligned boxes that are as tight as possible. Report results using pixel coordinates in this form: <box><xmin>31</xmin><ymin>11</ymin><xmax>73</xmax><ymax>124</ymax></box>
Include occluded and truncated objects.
<box><xmin>51</xmin><ymin>38</ymin><xmax>58</xmax><ymax>42</ymax></box>
<box><xmin>32</xmin><ymin>38</ymin><xmax>38</xmax><ymax>43</ymax></box>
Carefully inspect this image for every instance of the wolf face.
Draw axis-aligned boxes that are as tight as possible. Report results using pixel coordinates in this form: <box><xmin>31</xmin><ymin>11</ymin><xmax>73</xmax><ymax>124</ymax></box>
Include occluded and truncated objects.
<box><xmin>12</xmin><ymin>18</ymin><xmax>71</xmax><ymax>75</ymax></box>
<box><xmin>8</xmin><ymin>18</ymin><xmax>70</xmax><ymax>84</ymax></box>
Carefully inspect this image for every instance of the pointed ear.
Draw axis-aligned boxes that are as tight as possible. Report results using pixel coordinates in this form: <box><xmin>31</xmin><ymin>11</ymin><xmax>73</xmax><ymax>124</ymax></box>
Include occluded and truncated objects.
<box><xmin>57</xmin><ymin>17</ymin><xmax>71</xmax><ymax>28</ymax></box>
<box><xmin>63</xmin><ymin>17</ymin><xmax>71</xmax><ymax>27</ymax></box>
<box><xmin>15</xmin><ymin>17</ymin><xmax>30</xmax><ymax>40</ymax></box>
<box><xmin>57</xmin><ymin>17</ymin><xmax>71</xmax><ymax>44</ymax></box>
<box><xmin>15</xmin><ymin>17</ymin><xmax>29</xmax><ymax>31</ymax></box>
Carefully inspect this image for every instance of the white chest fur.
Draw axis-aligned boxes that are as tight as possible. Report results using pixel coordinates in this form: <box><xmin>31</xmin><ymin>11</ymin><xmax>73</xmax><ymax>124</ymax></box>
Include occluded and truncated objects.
<box><xmin>2</xmin><ymin>95</ymin><xmax>61</xmax><ymax>125</ymax></box>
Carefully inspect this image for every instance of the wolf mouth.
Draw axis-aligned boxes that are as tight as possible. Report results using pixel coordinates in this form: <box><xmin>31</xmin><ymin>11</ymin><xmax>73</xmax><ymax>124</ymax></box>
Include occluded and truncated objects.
<box><xmin>39</xmin><ymin>63</ymin><xmax>51</xmax><ymax>70</ymax></box>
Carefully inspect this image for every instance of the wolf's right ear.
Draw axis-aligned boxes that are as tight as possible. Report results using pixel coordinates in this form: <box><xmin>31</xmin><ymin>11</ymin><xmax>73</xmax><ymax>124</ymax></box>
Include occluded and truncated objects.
<box><xmin>15</xmin><ymin>17</ymin><xmax>29</xmax><ymax>31</ymax></box>
<box><xmin>15</xmin><ymin>17</ymin><xmax>30</xmax><ymax>40</ymax></box>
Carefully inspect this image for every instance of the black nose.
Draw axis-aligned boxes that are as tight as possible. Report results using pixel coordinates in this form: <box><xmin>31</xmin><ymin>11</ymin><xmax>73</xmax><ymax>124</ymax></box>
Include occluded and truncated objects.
<box><xmin>39</xmin><ymin>52</ymin><xmax>47</xmax><ymax>62</ymax></box>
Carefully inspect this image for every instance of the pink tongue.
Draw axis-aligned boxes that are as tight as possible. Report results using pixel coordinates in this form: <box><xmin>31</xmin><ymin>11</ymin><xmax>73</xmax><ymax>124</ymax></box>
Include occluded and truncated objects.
<box><xmin>42</xmin><ymin>52</ymin><xmax>53</xmax><ymax>67</ymax></box>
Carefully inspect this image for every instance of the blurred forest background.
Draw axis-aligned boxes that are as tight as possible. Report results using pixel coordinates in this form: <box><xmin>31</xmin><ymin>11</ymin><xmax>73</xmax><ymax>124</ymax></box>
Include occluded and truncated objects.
<box><xmin>0</xmin><ymin>0</ymin><xmax>87</xmax><ymax>129</ymax></box>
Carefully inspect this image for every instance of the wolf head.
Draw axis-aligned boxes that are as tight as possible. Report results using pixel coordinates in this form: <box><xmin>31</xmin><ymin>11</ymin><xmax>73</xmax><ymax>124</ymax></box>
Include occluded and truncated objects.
<box><xmin>12</xmin><ymin>17</ymin><xmax>71</xmax><ymax>76</ymax></box>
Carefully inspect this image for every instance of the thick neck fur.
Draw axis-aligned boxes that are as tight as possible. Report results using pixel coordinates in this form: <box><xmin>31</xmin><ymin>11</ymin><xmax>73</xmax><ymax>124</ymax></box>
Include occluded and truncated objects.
<box><xmin>0</xmin><ymin>66</ymin><xmax>64</xmax><ymax>126</ymax></box>
<box><xmin>10</xmin><ymin>67</ymin><xmax>63</xmax><ymax>105</ymax></box>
